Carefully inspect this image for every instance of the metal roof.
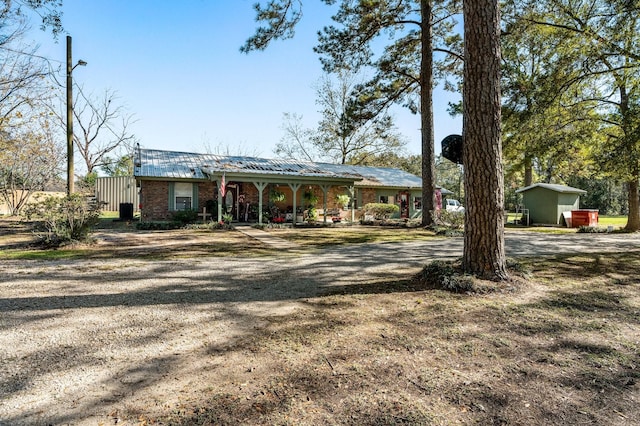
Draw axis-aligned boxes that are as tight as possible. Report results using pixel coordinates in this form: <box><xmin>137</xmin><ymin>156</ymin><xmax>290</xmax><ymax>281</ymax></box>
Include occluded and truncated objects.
<box><xmin>134</xmin><ymin>148</ymin><xmax>425</xmax><ymax>189</ymax></box>
<box><xmin>317</xmin><ymin>162</ymin><xmax>423</xmax><ymax>188</ymax></box>
<box><xmin>515</xmin><ymin>183</ymin><xmax>587</xmax><ymax>194</ymax></box>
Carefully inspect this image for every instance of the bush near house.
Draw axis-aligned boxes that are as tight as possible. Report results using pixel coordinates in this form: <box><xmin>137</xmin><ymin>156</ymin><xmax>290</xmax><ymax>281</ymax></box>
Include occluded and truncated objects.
<box><xmin>172</xmin><ymin>209</ymin><xmax>199</xmax><ymax>224</ymax></box>
<box><xmin>23</xmin><ymin>194</ymin><xmax>101</xmax><ymax>246</ymax></box>
<box><xmin>363</xmin><ymin>203</ymin><xmax>400</xmax><ymax>220</ymax></box>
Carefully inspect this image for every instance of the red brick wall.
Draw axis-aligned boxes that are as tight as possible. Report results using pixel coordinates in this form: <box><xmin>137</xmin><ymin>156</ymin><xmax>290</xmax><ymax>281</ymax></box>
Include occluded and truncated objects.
<box><xmin>360</xmin><ymin>188</ymin><xmax>377</xmax><ymax>206</ymax></box>
<box><xmin>139</xmin><ymin>180</ymin><xmax>170</xmax><ymax>220</ymax></box>
<box><xmin>140</xmin><ymin>179</ymin><xmax>385</xmax><ymax>221</ymax></box>
<box><xmin>140</xmin><ymin>180</ymin><xmax>218</xmax><ymax>221</ymax></box>
<box><xmin>198</xmin><ymin>181</ymin><xmax>216</xmax><ymax>209</ymax></box>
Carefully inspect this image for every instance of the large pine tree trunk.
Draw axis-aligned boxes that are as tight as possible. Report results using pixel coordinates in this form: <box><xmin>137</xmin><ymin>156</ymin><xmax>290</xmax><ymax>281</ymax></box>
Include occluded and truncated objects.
<box><xmin>462</xmin><ymin>0</ymin><xmax>509</xmax><ymax>280</ymax></box>
<box><xmin>625</xmin><ymin>178</ymin><xmax>640</xmax><ymax>231</ymax></box>
<box><xmin>524</xmin><ymin>154</ymin><xmax>533</xmax><ymax>187</ymax></box>
<box><xmin>420</xmin><ymin>0</ymin><xmax>436</xmax><ymax>227</ymax></box>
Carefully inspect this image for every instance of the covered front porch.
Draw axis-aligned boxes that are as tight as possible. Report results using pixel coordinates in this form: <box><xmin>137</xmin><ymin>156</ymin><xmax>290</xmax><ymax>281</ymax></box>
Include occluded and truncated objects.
<box><xmin>200</xmin><ymin>167</ymin><xmax>361</xmax><ymax>226</ymax></box>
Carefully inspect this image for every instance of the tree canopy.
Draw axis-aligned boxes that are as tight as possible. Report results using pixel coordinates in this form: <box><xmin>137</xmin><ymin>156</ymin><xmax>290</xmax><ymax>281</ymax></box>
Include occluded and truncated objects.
<box><xmin>275</xmin><ymin>69</ymin><xmax>407</xmax><ymax>165</ymax></box>
<box><xmin>503</xmin><ymin>0</ymin><xmax>640</xmax><ymax>230</ymax></box>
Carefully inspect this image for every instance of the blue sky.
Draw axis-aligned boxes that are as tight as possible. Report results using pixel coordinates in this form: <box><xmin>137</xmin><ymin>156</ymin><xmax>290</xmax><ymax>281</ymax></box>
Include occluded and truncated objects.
<box><xmin>31</xmin><ymin>0</ymin><xmax>461</xmax><ymax>159</ymax></box>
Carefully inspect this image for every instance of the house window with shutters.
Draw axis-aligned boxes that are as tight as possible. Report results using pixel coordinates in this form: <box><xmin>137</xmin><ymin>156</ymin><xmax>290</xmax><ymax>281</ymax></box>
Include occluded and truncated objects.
<box><xmin>175</xmin><ymin>182</ymin><xmax>192</xmax><ymax>210</ymax></box>
<box><xmin>169</xmin><ymin>182</ymin><xmax>198</xmax><ymax>211</ymax></box>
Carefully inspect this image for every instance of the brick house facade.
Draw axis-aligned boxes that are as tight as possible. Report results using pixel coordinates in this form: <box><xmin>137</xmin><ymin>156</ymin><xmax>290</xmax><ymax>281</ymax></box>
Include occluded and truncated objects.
<box><xmin>135</xmin><ymin>148</ymin><xmax>439</xmax><ymax>223</ymax></box>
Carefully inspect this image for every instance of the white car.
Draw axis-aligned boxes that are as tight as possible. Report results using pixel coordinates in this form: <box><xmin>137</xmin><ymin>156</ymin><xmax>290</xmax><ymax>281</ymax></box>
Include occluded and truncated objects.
<box><xmin>445</xmin><ymin>199</ymin><xmax>465</xmax><ymax>213</ymax></box>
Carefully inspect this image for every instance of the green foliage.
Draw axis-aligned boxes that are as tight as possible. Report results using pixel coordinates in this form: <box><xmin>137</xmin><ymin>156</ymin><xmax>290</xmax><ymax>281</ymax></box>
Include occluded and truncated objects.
<box><xmin>358</xmin><ymin>152</ymin><xmax>422</xmax><ymax>176</ymax></box>
<box><xmin>24</xmin><ymin>194</ymin><xmax>101</xmax><ymax>246</ymax></box>
<box><xmin>101</xmin><ymin>155</ymin><xmax>134</xmax><ymax>177</ymax></box>
<box><xmin>205</xmin><ymin>199</ymin><xmax>217</xmax><ymax>213</ymax></box>
<box><xmin>303</xmin><ymin>190</ymin><xmax>319</xmax><ymax>206</ymax></box>
<box><xmin>335</xmin><ymin>194</ymin><xmax>350</xmax><ymax>209</ymax></box>
<box><xmin>363</xmin><ymin>203</ymin><xmax>399</xmax><ymax>219</ymax></box>
<box><xmin>207</xmin><ymin>220</ymin><xmax>234</xmax><ymax>230</ymax></box>
<box><xmin>307</xmin><ymin>206</ymin><xmax>318</xmax><ymax>222</ymax></box>
<box><xmin>172</xmin><ymin>209</ymin><xmax>198</xmax><ymax>225</ymax></box>
<box><xmin>421</xmin><ymin>261</ymin><xmax>476</xmax><ymax>293</ymax></box>
<box><xmin>136</xmin><ymin>221</ymin><xmax>182</xmax><ymax>231</ymax></box>
<box><xmin>566</xmin><ymin>176</ymin><xmax>627</xmax><ymax>215</ymax></box>
<box><xmin>1</xmin><ymin>0</ymin><xmax>63</xmax><ymax>37</ymax></box>
<box><xmin>502</xmin><ymin>0</ymin><xmax>640</xmax><ymax>230</ymax></box>
<box><xmin>435</xmin><ymin>156</ymin><xmax>463</xmax><ymax>200</ymax></box>
<box><xmin>577</xmin><ymin>226</ymin><xmax>609</xmax><ymax>234</ymax></box>
<box><xmin>434</xmin><ymin>209</ymin><xmax>465</xmax><ymax>230</ymax></box>
<box><xmin>269</xmin><ymin>189</ymin><xmax>286</xmax><ymax>202</ymax></box>
<box><xmin>311</xmin><ymin>70</ymin><xmax>407</xmax><ymax>165</ymax></box>
<box><xmin>222</xmin><ymin>213</ymin><xmax>233</xmax><ymax>224</ymax></box>
<box><xmin>0</xmin><ymin>119</ymin><xmax>63</xmax><ymax>215</ymax></box>
<box><xmin>77</xmin><ymin>172</ymin><xmax>98</xmax><ymax>193</ymax></box>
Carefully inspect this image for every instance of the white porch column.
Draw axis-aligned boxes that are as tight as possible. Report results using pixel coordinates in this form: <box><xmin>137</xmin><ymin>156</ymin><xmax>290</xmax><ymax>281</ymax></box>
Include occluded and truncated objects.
<box><xmin>348</xmin><ymin>185</ymin><xmax>355</xmax><ymax>222</ymax></box>
<box><xmin>253</xmin><ymin>181</ymin><xmax>268</xmax><ymax>225</ymax></box>
<box><xmin>320</xmin><ymin>184</ymin><xmax>331</xmax><ymax>223</ymax></box>
<box><xmin>288</xmin><ymin>183</ymin><xmax>302</xmax><ymax>226</ymax></box>
<box><xmin>217</xmin><ymin>177</ymin><xmax>223</xmax><ymax>222</ymax></box>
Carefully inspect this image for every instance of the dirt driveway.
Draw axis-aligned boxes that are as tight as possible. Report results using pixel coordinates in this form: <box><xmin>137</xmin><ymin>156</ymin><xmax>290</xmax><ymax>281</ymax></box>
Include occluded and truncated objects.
<box><xmin>0</xmin><ymin>228</ymin><xmax>638</xmax><ymax>425</ymax></box>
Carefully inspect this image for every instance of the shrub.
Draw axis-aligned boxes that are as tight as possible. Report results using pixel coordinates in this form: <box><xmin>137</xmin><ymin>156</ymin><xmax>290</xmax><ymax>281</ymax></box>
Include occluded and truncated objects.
<box><xmin>577</xmin><ymin>225</ymin><xmax>608</xmax><ymax>233</ymax></box>
<box><xmin>336</xmin><ymin>194</ymin><xmax>350</xmax><ymax>209</ymax></box>
<box><xmin>421</xmin><ymin>261</ymin><xmax>476</xmax><ymax>293</ymax></box>
<box><xmin>136</xmin><ymin>221</ymin><xmax>182</xmax><ymax>230</ymax></box>
<box><xmin>363</xmin><ymin>203</ymin><xmax>399</xmax><ymax>219</ymax></box>
<box><xmin>172</xmin><ymin>209</ymin><xmax>198</xmax><ymax>224</ymax></box>
<box><xmin>24</xmin><ymin>194</ymin><xmax>101</xmax><ymax>246</ymax></box>
<box><xmin>222</xmin><ymin>213</ymin><xmax>233</xmax><ymax>224</ymax></box>
<box><xmin>307</xmin><ymin>206</ymin><xmax>318</xmax><ymax>221</ymax></box>
<box><xmin>434</xmin><ymin>209</ymin><xmax>465</xmax><ymax>230</ymax></box>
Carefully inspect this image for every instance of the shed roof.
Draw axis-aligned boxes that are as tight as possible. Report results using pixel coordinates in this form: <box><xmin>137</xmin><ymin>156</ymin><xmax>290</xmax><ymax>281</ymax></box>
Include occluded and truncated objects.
<box><xmin>515</xmin><ymin>183</ymin><xmax>586</xmax><ymax>195</ymax></box>
<box><xmin>135</xmin><ymin>148</ymin><xmax>426</xmax><ymax>189</ymax></box>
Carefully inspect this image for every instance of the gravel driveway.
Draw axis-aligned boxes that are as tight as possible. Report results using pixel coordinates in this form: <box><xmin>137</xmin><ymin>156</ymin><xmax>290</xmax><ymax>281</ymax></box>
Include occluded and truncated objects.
<box><xmin>1</xmin><ymin>231</ymin><xmax>638</xmax><ymax>425</ymax></box>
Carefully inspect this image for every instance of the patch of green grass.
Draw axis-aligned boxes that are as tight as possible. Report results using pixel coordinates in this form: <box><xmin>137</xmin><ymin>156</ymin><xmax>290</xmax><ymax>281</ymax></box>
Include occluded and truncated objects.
<box><xmin>95</xmin><ymin>217</ymin><xmax>139</xmax><ymax>230</ymax></box>
<box><xmin>0</xmin><ymin>249</ymin><xmax>85</xmax><ymax>260</ymax></box>
<box><xmin>99</xmin><ymin>211</ymin><xmax>120</xmax><ymax>219</ymax></box>
<box><xmin>598</xmin><ymin>215</ymin><xmax>627</xmax><ymax>226</ymax></box>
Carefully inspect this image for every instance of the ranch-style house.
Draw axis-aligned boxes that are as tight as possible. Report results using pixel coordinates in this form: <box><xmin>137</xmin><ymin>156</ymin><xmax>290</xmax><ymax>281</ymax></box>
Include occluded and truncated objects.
<box><xmin>133</xmin><ymin>148</ymin><xmax>448</xmax><ymax>224</ymax></box>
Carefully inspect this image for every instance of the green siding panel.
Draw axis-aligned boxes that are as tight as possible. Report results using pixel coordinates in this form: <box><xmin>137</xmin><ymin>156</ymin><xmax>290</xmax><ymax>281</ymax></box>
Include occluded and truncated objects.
<box><xmin>522</xmin><ymin>187</ymin><xmax>581</xmax><ymax>225</ymax></box>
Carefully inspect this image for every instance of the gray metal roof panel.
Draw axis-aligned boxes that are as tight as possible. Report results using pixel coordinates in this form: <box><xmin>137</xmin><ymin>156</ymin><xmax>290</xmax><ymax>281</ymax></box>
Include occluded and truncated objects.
<box><xmin>136</xmin><ymin>148</ymin><xmax>427</xmax><ymax>187</ymax></box>
<box><xmin>135</xmin><ymin>149</ymin><xmax>431</xmax><ymax>189</ymax></box>
<box><xmin>515</xmin><ymin>183</ymin><xmax>587</xmax><ymax>194</ymax></box>
<box><xmin>135</xmin><ymin>149</ymin><xmax>359</xmax><ymax>180</ymax></box>
<box><xmin>317</xmin><ymin>163</ymin><xmax>423</xmax><ymax>188</ymax></box>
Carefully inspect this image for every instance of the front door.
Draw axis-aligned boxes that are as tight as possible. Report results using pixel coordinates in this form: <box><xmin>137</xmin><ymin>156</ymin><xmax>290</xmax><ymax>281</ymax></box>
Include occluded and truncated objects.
<box><xmin>225</xmin><ymin>184</ymin><xmax>237</xmax><ymax>219</ymax></box>
<box><xmin>400</xmin><ymin>192</ymin><xmax>410</xmax><ymax>218</ymax></box>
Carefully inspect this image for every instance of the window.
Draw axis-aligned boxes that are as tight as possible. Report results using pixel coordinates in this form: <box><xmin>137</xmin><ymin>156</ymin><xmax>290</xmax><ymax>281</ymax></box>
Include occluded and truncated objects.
<box><xmin>414</xmin><ymin>196</ymin><xmax>422</xmax><ymax>210</ymax></box>
<box><xmin>379</xmin><ymin>195</ymin><xmax>388</xmax><ymax>204</ymax></box>
<box><xmin>175</xmin><ymin>196</ymin><xmax>192</xmax><ymax>210</ymax></box>
<box><xmin>174</xmin><ymin>182</ymin><xmax>193</xmax><ymax>211</ymax></box>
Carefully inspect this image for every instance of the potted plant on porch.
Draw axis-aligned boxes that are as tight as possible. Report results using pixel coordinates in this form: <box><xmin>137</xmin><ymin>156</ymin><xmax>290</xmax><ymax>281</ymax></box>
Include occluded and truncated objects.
<box><xmin>336</xmin><ymin>194</ymin><xmax>350</xmax><ymax>210</ymax></box>
<box><xmin>303</xmin><ymin>190</ymin><xmax>319</xmax><ymax>223</ymax></box>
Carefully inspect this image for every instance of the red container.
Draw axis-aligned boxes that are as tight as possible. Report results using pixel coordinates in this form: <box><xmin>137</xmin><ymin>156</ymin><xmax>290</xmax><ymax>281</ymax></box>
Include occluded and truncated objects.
<box><xmin>571</xmin><ymin>209</ymin><xmax>599</xmax><ymax>227</ymax></box>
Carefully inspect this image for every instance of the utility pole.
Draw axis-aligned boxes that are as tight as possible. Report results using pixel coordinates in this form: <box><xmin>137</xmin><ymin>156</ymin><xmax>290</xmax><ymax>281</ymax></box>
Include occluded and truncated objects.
<box><xmin>66</xmin><ymin>35</ymin><xmax>86</xmax><ymax>195</ymax></box>
<box><xmin>66</xmin><ymin>35</ymin><xmax>74</xmax><ymax>195</ymax></box>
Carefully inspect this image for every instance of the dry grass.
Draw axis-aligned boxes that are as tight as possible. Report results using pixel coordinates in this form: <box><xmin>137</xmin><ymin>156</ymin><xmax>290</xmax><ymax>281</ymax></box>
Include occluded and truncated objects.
<box><xmin>142</xmin><ymin>252</ymin><xmax>640</xmax><ymax>426</ymax></box>
<box><xmin>1</xmin><ymin>219</ymin><xmax>639</xmax><ymax>425</ymax></box>
<box><xmin>264</xmin><ymin>225</ymin><xmax>439</xmax><ymax>247</ymax></box>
